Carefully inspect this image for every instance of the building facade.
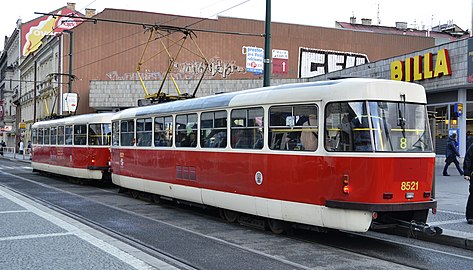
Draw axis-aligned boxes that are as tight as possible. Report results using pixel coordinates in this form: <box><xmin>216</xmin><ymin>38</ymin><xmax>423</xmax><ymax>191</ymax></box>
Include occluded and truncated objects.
<box><xmin>0</xmin><ymin>24</ymin><xmax>20</xmax><ymax>148</ymax></box>
<box><xmin>1</xmin><ymin>5</ymin><xmax>467</xmax><ymax>150</ymax></box>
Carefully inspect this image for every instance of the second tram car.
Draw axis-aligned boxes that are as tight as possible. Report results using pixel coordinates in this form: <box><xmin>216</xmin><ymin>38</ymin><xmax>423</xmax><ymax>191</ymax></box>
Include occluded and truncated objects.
<box><xmin>111</xmin><ymin>78</ymin><xmax>436</xmax><ymax>233</ymax></box>
<box><xmin>31</xmin><ymin>113</ymin><xmax>114</xmax><ymax>182</ymax></box>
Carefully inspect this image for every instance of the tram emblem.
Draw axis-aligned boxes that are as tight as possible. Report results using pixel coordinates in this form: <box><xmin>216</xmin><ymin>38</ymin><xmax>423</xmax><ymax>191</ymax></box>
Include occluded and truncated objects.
<box><xmin>255</xmin><ymin>171</ymin><xmax>263</xmax><ymax>185</ymax></box>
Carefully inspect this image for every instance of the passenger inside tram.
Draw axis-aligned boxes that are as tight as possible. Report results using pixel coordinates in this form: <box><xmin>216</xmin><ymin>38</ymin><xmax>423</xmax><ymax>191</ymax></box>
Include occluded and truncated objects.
<box><xmin>300</xmin><ymin>114</ymin><xmax>318</xmax><ymax>151</ymax></box>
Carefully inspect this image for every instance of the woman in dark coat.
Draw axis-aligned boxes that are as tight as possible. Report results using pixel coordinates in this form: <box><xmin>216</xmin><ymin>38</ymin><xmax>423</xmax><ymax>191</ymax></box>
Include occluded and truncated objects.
<box><xmin>462</xmin><ymin>144</ymin><xmax>473</xmax><ymax>224</ymax></box>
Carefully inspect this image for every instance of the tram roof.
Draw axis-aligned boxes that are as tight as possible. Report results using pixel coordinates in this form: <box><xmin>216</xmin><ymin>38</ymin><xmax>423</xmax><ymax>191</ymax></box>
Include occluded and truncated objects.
<box><xmin>113</xmin><ymin>78</ymin><xmax>426</xmax><ymax>120</ymax></box>
<box><xmin>32</xmin><ymin>113</ymin><xmax>115</xmax><ymax>128</ymax></box>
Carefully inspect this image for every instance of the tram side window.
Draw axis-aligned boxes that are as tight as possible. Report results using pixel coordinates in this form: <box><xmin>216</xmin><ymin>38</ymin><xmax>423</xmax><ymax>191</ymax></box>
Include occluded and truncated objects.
<box><xmin>32</xmin><ymin>128</ymin><xmax>38</xmax><ymax>144</ymax></box>
<box><xmin>269</xmin><ymin>105</ymin><xmax>318</xmax><ymax>151</ymax></box>
<box><xmin>74</xmin><ymin>125</ymin><xmax>87</xmax><ymax>145</ymax></box>
<box><xmin>112</xmin><ymin>121</ymin><xmax>119</xmax><ymax>146</ymax></box>
<box><xmin>325</xmin><ymin>102</ymin><xmax>372</xmax><ymax>152</ymax></box>
<box><xmin>89</xmin><ymin>123</ymin><xmax>112</xmax><ymax>146</ymax></box>
<box><xmin>176</xmin><ymin>114</ymin><xmax>198</xmax><ymax>148</ymax></box>
<box><xmin>120</xmin><ymin>120</ymin><xmax>135</xmax><ymax>146</ymax></box>
<box><xmin>50</xmin><ymin>127</ymin><xmax>57</xmax><ymax>145</ymax></box>
<box><xmin>65</xmin><ymin>125</ymin><xmax>73</xmax><ymax>145</ymax></box>
<box><xmin>38</xmin><ymin>128</ymin><xmax>44</xmax><ymax>145</ymax></box>
<box><xmin>201</xmin><ymin>111</ymin><xmax>227</xmax><ymax>148</ymax></box>
<box><xmin>44</xmin><ymin>128</ymin><xmax>50</xmax><ymax>145</ymax></box>
<box><xmin>154</xmin><ymin>116</ymin><xmax>172</xmax><ymax>147</ymax></box>
<box><xmin>231</xmin><ymin>107</ymin><xmax>264</xmax><ymax>149</ymax></box>
<box><xmin>136</xmin><ymin>118</ymin><xmax>152</xmax><ymax>147</ymax></box>
<box><xmin>57</xmin><ymin>126</ymin><xmax>65</xmax><ymax>145</ymax></box>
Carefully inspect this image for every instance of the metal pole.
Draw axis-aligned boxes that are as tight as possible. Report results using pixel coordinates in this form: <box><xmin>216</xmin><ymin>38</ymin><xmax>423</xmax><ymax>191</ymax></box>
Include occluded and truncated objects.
<box><xmin>429</xmin><ymin>111</ymin><xmax>437</xmax><ymax>198</ymax></box>
<box><xmin>263</xmin><ymin>0</ymin><xmax>271</xmax><ymax>87</ymax></box>
<box><xmin>64</xmin><ymin>30</ymin><xmax>73</xmax><ymax>93</ymax></box>
<box><xmin>33</xmin><ymin>61</ymin><xmax>37</xmax><ymax>123</ymax></box>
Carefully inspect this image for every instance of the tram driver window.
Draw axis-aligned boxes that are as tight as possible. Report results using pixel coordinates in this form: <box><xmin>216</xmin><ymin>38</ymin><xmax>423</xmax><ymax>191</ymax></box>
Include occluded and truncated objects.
<box><xmin>231</xmin><ymin>107</ymin><xmax>264</xmax><ymax>149</ymax></box>
<box><xmin>269</xmin><ymin>105</ymin><xmax>318</xmax><ymax>151</ymax></box>
<box><xmin>112</xmin><ymin>122</ymin><xmax>119</xmax><ymax>146</ymax></box>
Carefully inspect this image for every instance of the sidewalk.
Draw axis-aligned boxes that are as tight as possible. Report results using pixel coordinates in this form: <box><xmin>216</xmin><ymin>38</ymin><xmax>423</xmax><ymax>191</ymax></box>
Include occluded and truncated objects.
<box><xmin>1</xmin><ymin>149</ymin><xmax>31</xmax><ymax>162</ymax></box>
<box><xmin>1</xmin><ymin>153</ymin><xmax>472</xmax><ymax>250</ymax></box>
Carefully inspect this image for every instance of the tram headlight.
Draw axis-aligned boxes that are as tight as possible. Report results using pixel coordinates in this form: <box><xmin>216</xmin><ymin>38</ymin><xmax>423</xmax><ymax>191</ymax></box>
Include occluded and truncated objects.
<box><xmin>342</xmin><ymin>174</ymin><xmax>349</xmax><ymax>194</ymax></box>
<box><xmin>405</xmin><ymin>192</ymin><xmax>414</xmax><ymax>199</ymax></box>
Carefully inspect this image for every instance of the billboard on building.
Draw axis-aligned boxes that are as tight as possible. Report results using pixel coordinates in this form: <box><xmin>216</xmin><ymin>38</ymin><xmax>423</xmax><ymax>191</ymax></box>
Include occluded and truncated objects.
<box><xmin>298</xmin><ymin>47</ymin><xmax>368</xmax><ymax>78</ymax></box>
<box><xmin>272</xmin><ymin>49</ymin><xmax>288</xmax><ymax>75</ymax></box>
<box><xmin>21</xmin><ymin>7</ymin><xmax>83</xmax><ymax>57</ymax></box>
<box><xmin>243</xmin><ymin>46</ymin><xmax>264</xmax><ymax>74</ymax></box>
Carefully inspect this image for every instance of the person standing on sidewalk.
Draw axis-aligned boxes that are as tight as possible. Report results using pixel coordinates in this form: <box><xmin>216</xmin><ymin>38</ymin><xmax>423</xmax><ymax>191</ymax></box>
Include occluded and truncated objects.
<box><xmin>462</xmin><ymin>145</ymin><xmax>473</xmax><ymax>224</ymax></box>
<box><xmin>443</xmin><ymin>133</ymin><xmax>463</xmax><ymax>176</ymax></box>
<box><xmin>19</xmin><ymin>140</ymin><xmax>24</xmax><ymax>155</ymax></box>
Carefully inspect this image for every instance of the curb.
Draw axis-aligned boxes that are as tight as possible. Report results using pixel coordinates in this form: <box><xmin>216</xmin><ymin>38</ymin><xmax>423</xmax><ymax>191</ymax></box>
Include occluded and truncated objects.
<box><xmin>416</xmin><ymin>230</ymin><xmax>473</xmax><ymax>250</ymax></box>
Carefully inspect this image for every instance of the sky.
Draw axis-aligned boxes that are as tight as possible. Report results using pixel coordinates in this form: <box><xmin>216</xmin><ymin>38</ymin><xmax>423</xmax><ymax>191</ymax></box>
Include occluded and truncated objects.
<box><xmin>1</xmin><ymin>0</ymin><xmax>472</xmax><ymax>51</ymax></box>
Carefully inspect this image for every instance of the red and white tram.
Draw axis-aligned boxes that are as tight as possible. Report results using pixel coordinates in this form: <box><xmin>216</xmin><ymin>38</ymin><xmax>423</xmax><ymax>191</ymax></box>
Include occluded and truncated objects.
<box><xmin>110</xmin><ymin>78</ymin><xmax>436</xmax><ymax>233</ymax></box>
<box><xmin>31</xmin><ymin>113</ymin><xmax>114</xmax><ymax>182</ymax></box>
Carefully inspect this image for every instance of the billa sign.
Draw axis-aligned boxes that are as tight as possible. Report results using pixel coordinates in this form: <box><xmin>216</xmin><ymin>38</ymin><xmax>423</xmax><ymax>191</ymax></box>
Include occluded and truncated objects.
<box><xmin>390</xmin><ymin>49</ymin><xmax>451</xmax><ymax>82</ymax></box>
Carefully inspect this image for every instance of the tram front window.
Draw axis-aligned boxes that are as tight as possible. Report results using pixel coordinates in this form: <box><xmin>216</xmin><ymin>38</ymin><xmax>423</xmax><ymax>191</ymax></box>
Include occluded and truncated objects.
<box><xmin>325</xmin><ymin>101</ymin><xmax>432</xmax><ymax>152</ymax></box>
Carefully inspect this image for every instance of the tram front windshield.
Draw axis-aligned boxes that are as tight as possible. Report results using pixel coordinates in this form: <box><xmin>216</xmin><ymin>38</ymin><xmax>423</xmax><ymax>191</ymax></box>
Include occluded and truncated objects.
<box><xmin>325</xmin><ymin>101</ymin><xmax>432</xmax><ymax>152</ymax></box>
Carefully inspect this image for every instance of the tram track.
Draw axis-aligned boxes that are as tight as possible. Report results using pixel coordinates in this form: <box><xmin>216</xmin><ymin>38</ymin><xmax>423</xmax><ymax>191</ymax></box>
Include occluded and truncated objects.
<box><xmin>0</xmin><ymin>167</ymin><xmax>319</xmax><ymax>270</ymax></box>
<box><xmin>1</xmin><ymin>160</ymin><xmax>472</xmax><ymax>269</ymax></box>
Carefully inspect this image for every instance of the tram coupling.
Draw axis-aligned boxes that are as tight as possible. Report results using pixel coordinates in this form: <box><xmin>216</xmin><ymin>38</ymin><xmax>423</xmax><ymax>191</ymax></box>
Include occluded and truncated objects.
<box><xmin>390</xmin><ymin>218</ymin><xmax>443</xmax><ymax>236</ymax></box>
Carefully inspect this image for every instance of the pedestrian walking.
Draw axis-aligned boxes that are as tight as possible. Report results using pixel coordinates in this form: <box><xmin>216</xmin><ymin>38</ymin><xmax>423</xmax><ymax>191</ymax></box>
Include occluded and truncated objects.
<box><xmin>443</xmin><ymin>133</ymin><xmax>463</xmax><ymax>176</ymax></box>
<box><xmin>0</xmin><ymin>141</ymin><xmax>5</xmax><ymax>156</ymax></box>
<box><xmin>19</xmin><ymin>140</ymin><xmax>24</xmax><ymax>155</ymax></box>
<box><xmin>462</xmin><ymin>144</ymin><xmax>473</xmax><ymax>224</ymax></box>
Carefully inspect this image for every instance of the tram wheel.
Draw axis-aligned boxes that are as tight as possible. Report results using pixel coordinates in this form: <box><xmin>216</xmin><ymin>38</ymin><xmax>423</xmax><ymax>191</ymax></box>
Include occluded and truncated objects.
<box><xmin>118</xmin><ymin>187</ymin><xmax>127</xmax><ymax>193</ymax></box>
<box><xmin>222</xmin><ymin>209</ymin><xmax>239</xmax><ymax>223</ymax></box>
<box><xmin>268</xmin><ymin>219</ymin><xmax>287</xmax><ymax>234</ymax></box>
<box><xmin>151</xmin><ymin>194</ymin><xmax>161</xmax><ymax>204</ymax></box>
<box><xmin>130</xmin><ymin>190</ymin><xmax>140</xmax><ymax>199</ymax></box>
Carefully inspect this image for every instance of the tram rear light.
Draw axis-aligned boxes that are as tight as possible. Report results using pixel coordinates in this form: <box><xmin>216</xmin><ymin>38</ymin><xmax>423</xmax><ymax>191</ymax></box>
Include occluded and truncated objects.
<box><xmin>423</xmin><ymin>191</ymin><xmax>431</xmax><ymax>198</ymax></box>
<box><xmin>383</xmin><ymin>192</ymin><xmax>393</xmax><ymax>199</ymax></box>
<box><xmin>432</xmin><ymin>208</ymin><xmax>437</xmax><ymax>214</ymax></box>
<box><xmin>342</xmin><ymin>174</ymin><xmax>349</xmax><ymax>194</ymax></box>
<box><xmin>91</xmin><ymin>159</ymin><xmax>96</xmax><ymax>165</ymax></box>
